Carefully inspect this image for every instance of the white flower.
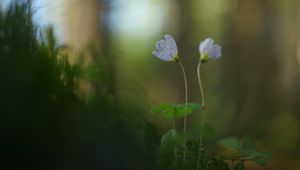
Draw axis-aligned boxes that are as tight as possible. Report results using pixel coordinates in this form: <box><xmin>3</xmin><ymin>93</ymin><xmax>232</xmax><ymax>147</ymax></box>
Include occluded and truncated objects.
<box><xmin>199</xmin><ymin>38</ymin><xmax>221</xmax><ymax>63</ymax></box>
<box><xmin>152</xmin><ymin>34</ymin><xmax>179</xmax><ymax>62</ymax></box>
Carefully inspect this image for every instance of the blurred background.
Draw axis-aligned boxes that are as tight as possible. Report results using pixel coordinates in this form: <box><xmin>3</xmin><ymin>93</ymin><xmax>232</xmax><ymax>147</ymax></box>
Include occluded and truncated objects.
<box><xmin>0</xmin><ymin>0</ymin><xmax>300</xmax><ymax>169</ymax></box>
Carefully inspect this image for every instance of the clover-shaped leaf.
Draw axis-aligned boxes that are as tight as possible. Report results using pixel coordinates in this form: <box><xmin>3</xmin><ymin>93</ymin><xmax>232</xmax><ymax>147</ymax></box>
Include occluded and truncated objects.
<box><xmin>218</xmin><ymin>136</ymin><xmax>271</xmax><ymax>166</ymax></box>
<box><xmin>218</xmin><ymin>137</ymin><xmax>241</xmax><ymax>151</ymax></box>
<box><xmin>151</xmin><ymin>103</ymin><xmax>200</xmax><ymax>119</ymax></box>
<box><xmin>151</xmin><ymin>103</ymin><xmax>173</xmax><ymax>113</ymax></box>
<box><xmin>161</xmin><ymin>129</ymin><xmax>181</xmax><ymax>149</ymax></box>
<box><xmin>251</xmin><ymin>151</ymin><xmax>271</xmax><ymax>166</ymax></box>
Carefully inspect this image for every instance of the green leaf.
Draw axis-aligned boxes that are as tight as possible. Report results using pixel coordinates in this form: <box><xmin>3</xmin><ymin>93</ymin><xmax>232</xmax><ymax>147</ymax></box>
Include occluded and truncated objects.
<box><xmin>252</xmin><ymin>151</ymin><xmax>271</xmax><ymax>166</ymax></box>
<box><xmin>240</xmin><ymin>137</ymin><xmax>270</xmax><ymax>166</ymax></box>
<box><xmin>218</xmin><ymin>137</ymin><xmax>241</xmax><ymax>151</ymax></box>
<box><xmin>151</xmin><ymin>103</ymin><xmax>173</xmax><ymax>114</ymax></box>
<box><xmin>241</xmin><ymin>150</ymin><xmax>271</xmax><ymax>166</ymax></box>
<box><xmin>219</xmin><ymin>136</ymin><xmax>271</xmax><ymax>166</ymax></box>
<box><xmin>187</xmin><ymin>103</ymin><xmax>201</xmax><ymax>110</ymax></box>
<box><xmin>162</xmin><ymin>106</ymin><xmax>177</xmax><ymax>118</ymax></box>
<box><xmin>176</xmin><ymin>103</ymin><xmax>201</xmax><ymax>112</ymax></box>
<box><xmin>161</xmin><ymin>129</ymin><xmax>181</xmax><ymax>148</ymax></box>
<box><xmin>241</xmin><ymin>136</ymin><xmax>256</xmax><ymax>151</ymax></box>
<box><xmin>150</xmin><ymin>103</ymin><xmax>200</xmax><ymax>119</ymax></box>
<box><xmin>174</xmin><ymin>105</ymin><xmax>193</xmax><ymax>117</ymax></box>
<box><xmin>173</xmin><ymin>103</ymin><xmax>201</xmax><ymax>118</ymax></box>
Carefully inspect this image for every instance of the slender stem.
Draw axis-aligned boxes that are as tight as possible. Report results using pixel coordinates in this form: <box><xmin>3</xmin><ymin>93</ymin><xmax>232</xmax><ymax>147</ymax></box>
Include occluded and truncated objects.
<box><xmin>196</xmin><ymin>62</ymin><xmax>206</xmax><ymax>170</ymax></box>
<box><xmin>178</xmin><ymin>61</ymin><xmax>188</xmax><ymax>162</ymax></box>
<box><xmin>197</xmin><ymin>62</ymin><xmax>206</xmax><ymax>107</ymax></box>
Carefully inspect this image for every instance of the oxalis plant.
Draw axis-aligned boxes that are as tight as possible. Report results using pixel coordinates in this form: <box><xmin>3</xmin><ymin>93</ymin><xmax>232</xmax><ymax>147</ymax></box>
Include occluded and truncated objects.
<box><xmin>151</xmin><ymin>34</ymin><xmax>270</xmax><ymax>170</ymax></box>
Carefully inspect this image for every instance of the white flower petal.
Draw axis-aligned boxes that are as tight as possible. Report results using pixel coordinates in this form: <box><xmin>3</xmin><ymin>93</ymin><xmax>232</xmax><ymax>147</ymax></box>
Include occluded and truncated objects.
<box><xmin>199</xmin><ymin>38</ymin><xmax>222</xmax><ymax>62</ymax></box>
<box><xmin>160</xmin><ymin>50</ymin><xmax>173</xmax><ymax>61</ymax></box>
<box><xmin>165</xmin><ymin>34</ymin><xmax>177</xmax><ymax>52</ymax></box>
<box><xmin>153</xmin><ymin>34</ymin><xmax>178</xmax><ymax>62</ymax></box>
<box><xmin>199</xmin><ymin>38</ymin><xmax>214</xmax><ymax>53</ymax></box>
<box><xmin>210</xmin><ymin>45</ymin><xmax>221</xmax><ymax>60</ymax></box>
<box><xmin>152</xmin><ymin>50</ymin><xmax>159</xmax><ymax>57</ymax></box>
<box><xmin>156</xmin><ymin>40</ymin><xmax>165</xmax><ymax>50</ymax></box>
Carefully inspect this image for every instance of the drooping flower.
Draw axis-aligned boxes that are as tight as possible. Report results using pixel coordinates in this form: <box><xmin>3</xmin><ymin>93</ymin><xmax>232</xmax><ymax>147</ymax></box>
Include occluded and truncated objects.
<box><xmin>152</xmin><ymin>34</ymin><xmax>179</xmax><ymax>62</ymax></box>
<box><xmin>199</xmin><ymin>38</ymin><xmax>221</xmax><ymax>63</ymax></box>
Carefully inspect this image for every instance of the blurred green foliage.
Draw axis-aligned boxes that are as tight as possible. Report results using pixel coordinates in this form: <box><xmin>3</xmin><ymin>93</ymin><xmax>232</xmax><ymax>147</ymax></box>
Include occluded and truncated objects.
<box><xmin>218</xmin><ymin>137</ymin><xmax>271</xmax><ymax>166</ymax></box>
<box><xmin>151</xmin><ymin>103</ymin><xmax>200</xmax><ymax>118</ymax></box>
<box><xmin>0</xmin><ymin>2</ymin><xmax>158</xmax><ymax>170</ymax></box>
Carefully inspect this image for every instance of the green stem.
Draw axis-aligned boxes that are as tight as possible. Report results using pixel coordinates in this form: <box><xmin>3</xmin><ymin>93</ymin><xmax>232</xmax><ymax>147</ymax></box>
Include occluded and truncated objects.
<box><xmin>197</xmin><ymin>62</ymin><xmax>206</xmax><ymax>108</ymax></box>
<box><xmin>196</xmin><ymin>62</ymin><xmax>206</xmax><ymax>170</ymax></box>
<box><xmin>179</xmin><ymin>61</ymin><xmax>188</xmax><ymax>162</ymax></box>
